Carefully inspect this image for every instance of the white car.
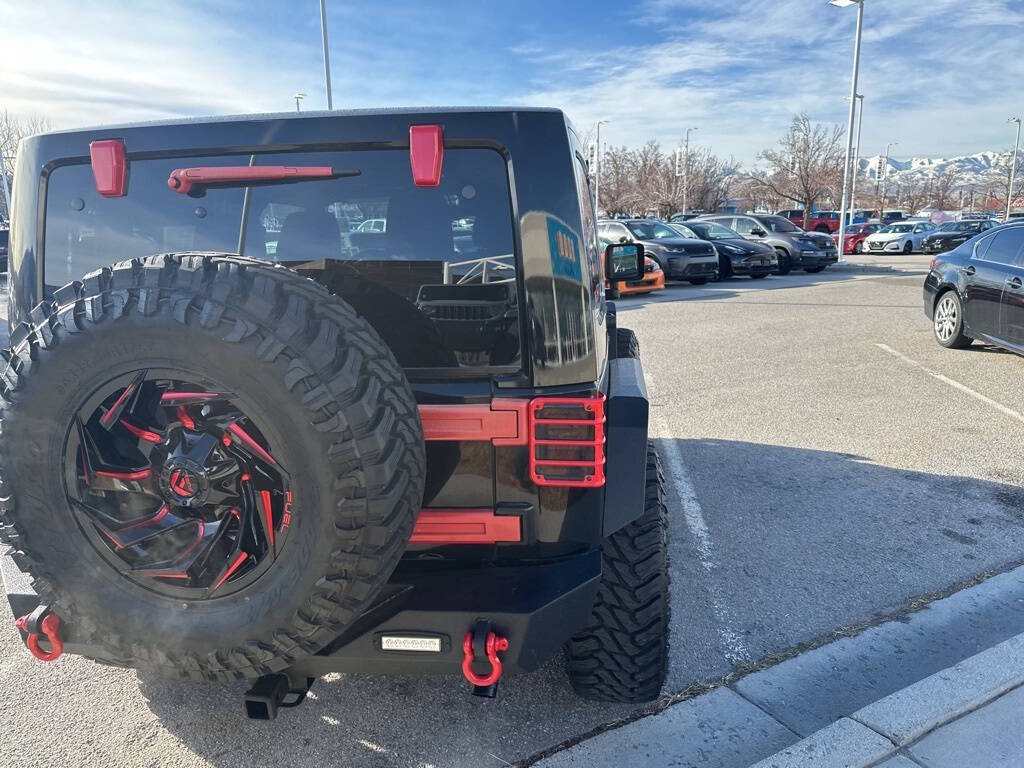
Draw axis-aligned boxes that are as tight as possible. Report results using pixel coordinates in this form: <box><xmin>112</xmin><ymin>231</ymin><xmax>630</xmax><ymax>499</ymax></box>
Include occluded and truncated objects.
<box><xmin>863</xmin><ymin>221</ymin><xmax>935</xmax><ymax>254</ymax></box>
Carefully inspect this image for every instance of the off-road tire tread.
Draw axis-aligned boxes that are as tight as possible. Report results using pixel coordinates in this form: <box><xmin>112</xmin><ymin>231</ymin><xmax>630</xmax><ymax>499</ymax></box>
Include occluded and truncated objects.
<box><xmin>566</xmin><ymin>443</ymin><xmax>669</xmax><ymax>702</ymax></box>
<box><xmin>0</xmin><ymin>253</ymin><xmax>425</xmax><ymax>681</ymax></box>
<box><xmin>616</xmin><ymin>327</ymin><xmax>640</xmax><ymax>359</ymax></box>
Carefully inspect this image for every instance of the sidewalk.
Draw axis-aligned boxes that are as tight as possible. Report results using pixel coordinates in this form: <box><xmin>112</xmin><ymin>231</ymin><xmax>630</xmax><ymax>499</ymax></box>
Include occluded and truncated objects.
<box><xmin>829</xmin><ymin>253</ymin><xmax>932</xmax><ymax>273</ymax></box>
<box><xmin>533</xmin><ymin>563</ymin><xmax>1024</xmax><ymax>768</ymax></box>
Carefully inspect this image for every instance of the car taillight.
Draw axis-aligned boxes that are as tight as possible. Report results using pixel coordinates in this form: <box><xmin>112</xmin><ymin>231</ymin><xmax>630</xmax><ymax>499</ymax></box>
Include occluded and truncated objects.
<box><xmin>529</xmin><ymin>396</ymin><xmax>606</xmax><ymax>488</ymax></box>
<box><xmin>930</xmin><ymin>257</ymin><xmax>937</xmax><ymax>269</ymax></box>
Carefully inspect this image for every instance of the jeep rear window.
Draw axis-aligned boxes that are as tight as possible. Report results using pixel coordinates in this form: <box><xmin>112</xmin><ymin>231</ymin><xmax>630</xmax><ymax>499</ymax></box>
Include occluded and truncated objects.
<box><xmin>44</xmin><ymin>148</ymin><xmax>520</xmax><ymax>373</ymax></box>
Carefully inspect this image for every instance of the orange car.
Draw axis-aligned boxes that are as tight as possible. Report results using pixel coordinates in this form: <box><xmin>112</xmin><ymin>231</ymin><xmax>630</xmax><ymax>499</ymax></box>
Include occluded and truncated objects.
<box><xmin>601</xmin><ymin>251</ymin><xmax>665</xmax><ymax>295</ymax></box>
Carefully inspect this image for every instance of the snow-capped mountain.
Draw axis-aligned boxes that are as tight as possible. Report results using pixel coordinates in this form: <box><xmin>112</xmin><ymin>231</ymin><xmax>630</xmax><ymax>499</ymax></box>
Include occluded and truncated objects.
<box><xmin>855</xmin><ymin>150</ymin><xmax>1016</xmax><ymax>186</ymax></box>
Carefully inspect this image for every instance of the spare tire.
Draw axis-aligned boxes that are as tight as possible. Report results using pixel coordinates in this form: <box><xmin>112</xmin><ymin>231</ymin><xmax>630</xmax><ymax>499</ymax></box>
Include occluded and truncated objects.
<box><xmin>0</xmin><ymin>254</ymin><xmax>425</xmax><ymax>680</ymax></box>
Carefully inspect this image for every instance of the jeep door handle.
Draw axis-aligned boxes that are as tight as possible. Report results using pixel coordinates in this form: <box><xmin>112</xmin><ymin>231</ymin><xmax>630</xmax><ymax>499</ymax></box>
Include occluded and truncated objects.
<box><xmin>1009</xmin><ymin>277</ymin><xmax>1023</xmax><ymax>290</ymax></box>
<box><xmin>961</xmin><ymin>266</ymin><xmax>976</xmax><ymax>276</ymax></box>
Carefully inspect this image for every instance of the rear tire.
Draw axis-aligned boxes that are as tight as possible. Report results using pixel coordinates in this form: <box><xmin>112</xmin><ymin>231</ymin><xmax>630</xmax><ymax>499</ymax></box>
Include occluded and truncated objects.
<box><xmin>0</xmin><ymin>254</ymin><xmax>425</xmax><ymax>680</ymax></box>
<box><xmin>774</xmin><ymin>248</ymin><xmax>792</xmax><ymax>275</ymax></box>
<box><xmin>934</xmin><ymin>290</ymin><xmax>972</xmax><ymax>349</ymax></box>
<box><xmin>616</xmin><ymin>327</ymin><xmax>640</xmax><ymax>359</ymax></box>
<box><xmin>903</xmin><ymin>241</ymin><xmax>914</xmax><ymax>254</ymax></box>
<box><xmin>567</xmin><ymin>443</ymin><xmax>669</xmax><ymax>703</ymax></box>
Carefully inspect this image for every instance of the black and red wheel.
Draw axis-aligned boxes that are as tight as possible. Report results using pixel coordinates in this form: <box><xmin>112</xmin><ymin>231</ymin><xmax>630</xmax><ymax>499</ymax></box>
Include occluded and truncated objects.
<box><xmin>68</xmin><ymin>373</ymin><xmax>293</xmax><ymax>598</ymax></box>
<box><xmin>0</xmin><ymin>254</ymin><xmax>425</xmax><ymax>680</ymax></box>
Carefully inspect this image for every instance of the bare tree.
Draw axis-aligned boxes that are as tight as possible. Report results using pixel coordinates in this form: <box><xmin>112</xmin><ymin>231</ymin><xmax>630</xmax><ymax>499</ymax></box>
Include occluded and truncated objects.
<box><xmin>1</xmin><ymin>109</ymin><xmax>52</xmax><ymax>221</ymax></box>
<box><xmin>687</xmin><ymin>149</ymin><xmax>739</xmax><ymax>214</ymax></box>
<box><xmin>899</xmin><ymin>176</ymin><xmax>929</xmax><ymax>217</ymax></box>
<box><xmin>931</xmin><ymin>167</ymin><xmax>962</xmax><ymax>210</ymax></box>
<box><xmin>597</xmin><ymin>145</ymin><xmax>635</xmax><ymax>217</ymax></box>
<box><xmin>742</xmin><ymin>113</ymin><xmax>845</xmax><ymax>227</ymax></box>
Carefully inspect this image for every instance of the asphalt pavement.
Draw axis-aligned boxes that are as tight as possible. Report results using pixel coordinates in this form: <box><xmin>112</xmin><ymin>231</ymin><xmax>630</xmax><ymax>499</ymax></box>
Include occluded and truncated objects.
<box><xmin>4</xmin><ymin>263</ymin><xmax>1024</xmax><ymax>767</ymax></box>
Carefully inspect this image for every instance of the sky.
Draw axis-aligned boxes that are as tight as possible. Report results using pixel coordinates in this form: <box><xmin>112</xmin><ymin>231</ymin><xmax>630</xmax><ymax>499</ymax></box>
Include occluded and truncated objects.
<box><xmin>2</xmin><ymin>0</ymin><xmax>1023</xmax><ymax>167</ymax></box>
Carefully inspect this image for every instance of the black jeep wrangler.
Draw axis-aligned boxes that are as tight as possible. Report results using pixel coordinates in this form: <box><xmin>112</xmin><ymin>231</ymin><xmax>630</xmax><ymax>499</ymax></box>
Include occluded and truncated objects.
<box><xmin>0</xmin><ymin>107</ymin><xmax>667</xmax><ymax>716</ymax></box>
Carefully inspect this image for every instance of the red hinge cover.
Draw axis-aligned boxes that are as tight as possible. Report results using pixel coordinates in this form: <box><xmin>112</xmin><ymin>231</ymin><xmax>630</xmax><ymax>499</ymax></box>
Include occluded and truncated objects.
<box><xmin>409</xmin><ymin>125</ymin><xmax>444</xmax><ymax>187</ymax></box>
<box><xmin>89</xmin><ymin>139</ymin><xmax>128</xmax><ymax>198</ymax></box>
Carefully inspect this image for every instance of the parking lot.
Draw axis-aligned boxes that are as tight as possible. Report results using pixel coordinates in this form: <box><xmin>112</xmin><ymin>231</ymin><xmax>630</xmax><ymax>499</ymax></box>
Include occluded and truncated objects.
<box><xmin>4</xmin><ymin>264</ymin><xmax>1024</xmax><ymax>767</ymax></box>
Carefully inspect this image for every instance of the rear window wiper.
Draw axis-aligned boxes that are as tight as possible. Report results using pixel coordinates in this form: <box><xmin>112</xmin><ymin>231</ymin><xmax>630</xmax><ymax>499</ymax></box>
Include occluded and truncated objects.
<box><xmin>167</xmin><ymin>166</ymin><xmax>360</xmax><ymax>197</ymax></box>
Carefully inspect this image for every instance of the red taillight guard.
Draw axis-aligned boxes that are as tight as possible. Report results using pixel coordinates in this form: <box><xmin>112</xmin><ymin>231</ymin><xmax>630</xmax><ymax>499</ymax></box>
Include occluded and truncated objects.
<box><xmin>529</xmin><ymin>396</ymin><xmax>606</xmax><ymax>488</ymax></box>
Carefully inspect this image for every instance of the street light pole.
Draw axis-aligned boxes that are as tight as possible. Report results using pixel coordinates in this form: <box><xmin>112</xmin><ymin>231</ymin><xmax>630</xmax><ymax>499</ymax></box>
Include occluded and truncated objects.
<box><xmin>294</xmin><ymin>93</ymin><xmax>306</xmax><ymax>112</ymax></box>
<box><xmin>1007</xmin><ymin>117</ymin><xmax>1021</xmax><ymax>221</ymax></box>
<box><xmin>595</xmin><ymin>119</ymin><xmax>608</xmax><ymax>215</ymax></box>
<box><xmin>830</xmin><ymin>0</ymin><xmax>863</xmax><ymax>263</ymax></box>
<box><xmin>682</xmin><ymin>126</ymin><xmax>697</xmax><ymax>215</ymax></box>
<box><xmin>849</xmin><ymin>93</ymin><xmax>864</xmax><ymax>214</ymax></box>
<box><xmin>320</xmin><ymin>0</ymin><xmax>334</xmax><ymax>110</ymax></box>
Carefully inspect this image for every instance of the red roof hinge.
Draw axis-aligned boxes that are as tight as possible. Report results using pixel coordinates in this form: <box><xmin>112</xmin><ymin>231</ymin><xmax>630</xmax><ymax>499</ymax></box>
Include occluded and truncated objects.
<box><xmin>89</xmin><ymin>139</ymin><xmax>128</xmax><ymax>198</ymax></box>
<box><xmin>409</xmin><ymin>124</ymin><xmax>444</xmax><ymax>187</ymax></box>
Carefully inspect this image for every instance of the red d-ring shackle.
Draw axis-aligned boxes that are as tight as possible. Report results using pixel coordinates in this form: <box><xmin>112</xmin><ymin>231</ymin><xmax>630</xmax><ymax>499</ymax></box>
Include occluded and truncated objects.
<box><xmin>14</xmin><ymin>612</ymin><xmax>64</xmax><ymax>662</ymax></box>
<box><xmin>461</xmin><ymin>630</ymin><xmax>509</xmax><ymax>687</ymax></box>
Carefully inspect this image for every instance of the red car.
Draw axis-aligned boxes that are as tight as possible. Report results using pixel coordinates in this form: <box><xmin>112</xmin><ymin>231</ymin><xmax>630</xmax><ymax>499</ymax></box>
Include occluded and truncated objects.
<box><xmin>776</xmin><ymin>209</ymin><xmax>840</xmax><ymax>234</ymax></box>
<box><xmin>833</xmin><ymin>223</ymin><xmax>880</xmax><ymax>254</ymax></box>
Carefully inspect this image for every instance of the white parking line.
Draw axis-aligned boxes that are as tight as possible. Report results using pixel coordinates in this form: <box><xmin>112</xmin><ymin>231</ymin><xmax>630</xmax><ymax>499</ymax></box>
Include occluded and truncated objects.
<box><xmin>875</xmin><ymin>343</ymin><xmax>1024</xmax><ymax>425</ymax></box>
<box><xmin>655</xmin><ymin>422</ymin><xmax>751</xmax><ymax>665</ymax></box>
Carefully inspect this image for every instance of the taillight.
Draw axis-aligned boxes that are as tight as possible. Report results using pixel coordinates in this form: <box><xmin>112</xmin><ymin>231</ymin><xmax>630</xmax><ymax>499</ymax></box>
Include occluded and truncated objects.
<box><xmin>529</xmin><ymin>396</ymin><xmax>606</xmax><ymax>488</ymax></box>
<box><xmin>930</xmin><ymin>257</ymin><xmax>937</xmax><ymax>269</ymax></box>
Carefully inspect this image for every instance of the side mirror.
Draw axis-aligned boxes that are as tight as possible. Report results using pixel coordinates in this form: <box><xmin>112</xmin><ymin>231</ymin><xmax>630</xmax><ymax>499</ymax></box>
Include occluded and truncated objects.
<box><xmin>604</xmin><ymin>242</ymin><xmax>645</xmax><ymax>283</ymax></box>
<box><xmin>750</xmin><ymin>228</ymin><xmax>766</xmax><ymax>237</ymax></box>
<box><xmin>618</xmin><ymin>235</ymin><xmax>629</xmax><ymax>243</ymax></box>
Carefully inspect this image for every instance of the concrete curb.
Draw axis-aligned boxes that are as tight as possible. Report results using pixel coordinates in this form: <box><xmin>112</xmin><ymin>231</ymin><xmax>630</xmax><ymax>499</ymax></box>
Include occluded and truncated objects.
<box><xmin>752</xmin><ymin>634</ymin><xmax>1024</xmax><ymax>768</ymax></box>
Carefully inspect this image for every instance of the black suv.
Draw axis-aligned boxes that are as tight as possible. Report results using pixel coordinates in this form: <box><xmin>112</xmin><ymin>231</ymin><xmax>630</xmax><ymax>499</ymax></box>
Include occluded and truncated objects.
<box><xmin>0</xmin><ymin>108</ymin><xmax>668</xmax><ymax>715</ymax></box>
<box><xmin>599</xmin><ymin>217</ymin><xmax>718</xmax><ymax>284</ymax></box>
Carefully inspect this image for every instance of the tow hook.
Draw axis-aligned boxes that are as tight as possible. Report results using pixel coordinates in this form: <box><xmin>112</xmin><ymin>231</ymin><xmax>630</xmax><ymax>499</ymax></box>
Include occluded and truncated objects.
<box><xmin>14</xmin><ymin>605</ymin><xmax>64</xmax><ymax>662</ymax></box>
<box><xmin>461</xmin><ymin>618</ymin><xmax>509</xmax><ymax>698</ymax></box>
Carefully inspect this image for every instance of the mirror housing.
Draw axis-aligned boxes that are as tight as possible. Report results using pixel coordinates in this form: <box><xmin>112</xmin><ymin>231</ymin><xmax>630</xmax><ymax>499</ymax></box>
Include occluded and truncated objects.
<box><xmin>750</xmin><ymin>228</ymin><xmax>766</xmax><ymax>237</ymax></box>
<box><xmin>604</xmin><ymin>242</ymin><xmax>645</xmax><ymax>283</ymax></box>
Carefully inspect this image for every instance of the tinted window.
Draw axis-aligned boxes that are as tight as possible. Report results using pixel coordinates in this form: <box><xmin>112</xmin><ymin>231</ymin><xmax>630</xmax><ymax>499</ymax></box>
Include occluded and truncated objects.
<box><xmin>754</xmin><ymin>215</ymin><xmax>799</xmax><ymax>233</ymax></box>
<box><xmin>627</xmin><ymin>221</ymin><xmax>679</xmax><ymax>240</ymax></box>
<box><xmin>669</xmin><ymin>223</ymin><xmax>698</xmax><ymax>238</ymax></box>
<box><xmin>45</xmin><ymin>148</ymin><xmax>519</xmax><ymax>372</ymax></box>
<box><xmin>732</xmin><ymin>217</ymin><xmax>757</xmax><ymax>235</ymax></box>
<box><xmin>689</xmin><ymin>222</ymin><xmax>738</xmax><ymax>240</ymax></box>
<box><xmin>978</xmin><ymin>227</ymin><xmax>1024</xmax><ymax>266</ymax></box>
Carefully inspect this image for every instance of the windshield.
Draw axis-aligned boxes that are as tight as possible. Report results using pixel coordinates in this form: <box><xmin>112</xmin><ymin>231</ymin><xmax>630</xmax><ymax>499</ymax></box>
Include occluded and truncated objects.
<box><xmin>754</xmin><ymin>215</ymin><xmax>799</xmax><ymax>233</ymax></box>
<box><xmin>881</xmin><ymin>224</ymin><xmax>913</xmax><ymax>233</ymax></box>
<box><xmin>668</xmin><ymin>223</ymin><xmax>698</xmax><ymax>239</ymax></box>
<box><xmin>689</xmin><ymin>222</ymin><xmax>739</xmax><ymax>240</ymax></box>
<box><xmin>938</xmin><ymin>222</ymin><xmax>979</xmax><ymax>233</ymax></box>
<box><xmin>843</xmin><ymin>225</ymin><xmax>863</xmax><ymax>234</ymax></box>
<box><xmin>44</xmin><ymin>147</ymin><xmax>520</xmax><ymax>372</ymax></box>
<box><xmin>627</xmin><ymin>221</ymin><xmax>680</xmax><ymax>240</ymax></box>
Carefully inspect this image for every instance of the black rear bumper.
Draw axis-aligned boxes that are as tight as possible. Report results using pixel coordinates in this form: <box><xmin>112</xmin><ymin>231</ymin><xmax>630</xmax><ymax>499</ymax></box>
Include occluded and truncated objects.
<box><xmin>1</xmin><ymin>546</ymin><xmax>600</xmax><ymax>676</ymax></box>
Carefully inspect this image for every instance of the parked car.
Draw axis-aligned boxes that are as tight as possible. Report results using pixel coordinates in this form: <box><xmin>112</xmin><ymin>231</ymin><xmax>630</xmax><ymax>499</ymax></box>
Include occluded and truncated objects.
<box><xmin>924</xmin><ymin>222</ymin><xmax>1024</xmax><ymax>352</ymax></box>
<box><xmin>0</xmin><ymin>228</ymin><xmax>8</xmax><ymax>272</ymax></box>
<box><xmin>776</xmin><ymin>209</ymin><xmax>839</xmax><ymax>233</ymax></box>
<box><xmin>599</xmin><ymin>235</ymin><xmax>665</xmax><ymax>295</ymax></box>
<box><xmin>922</xmin><ymin>219</ymin><xmax>999</xmax><ymax>253</ymax></box>
<box><xmin>881</xmin><ymin>210</ymin><xmax>908</xmax><ymax>224</ymax></box>
<box><xmin>833</xmin><ymin>223</ymin><xmax>879</xmax><ymax>255</ymax></box>
<box><xmin>699</xmin><ymin>213</ymin><xmax>838</xmax><ymax>274</ymax></box>
<box><xmin>1</xmin><ymin>107</ymin><xmax>669</xmax><ymax>714</ymax></box>
<box><xmin>598</xmin><ymin>218</ymin><xmax>718</xmax><ymax>285</ymax></box>
<box><xmin>678</xmin><ymin>220</ymin><xmax>776</xmax><ymax>279</ymax></box>
<box><xmin>863</xmin><ymin>221</ymin><xmax>936</xmax><ymax>254</ymax></box>
<box><xmin>355</xmin><ymin>217</ymin><xmax>386</xmax><ymax>232</ymax></box>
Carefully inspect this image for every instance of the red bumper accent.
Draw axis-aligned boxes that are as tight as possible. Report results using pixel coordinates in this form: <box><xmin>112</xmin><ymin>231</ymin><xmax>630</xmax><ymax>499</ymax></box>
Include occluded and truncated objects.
<box><xmin>14</xmin><ymin>613</ymin><xmax>63</xmax><ymax>662</ymax></box>
<box><xmin>418</xmin><ymin>400</ymin><xmax>529</xmax><ymax>445</ymax></box>
<box><xmin>410</xmin><ymin>509</ymin><xmax>521</xmax><ymax>545</ymax></box>
<box><xmin>461</xmin><ymin>631</ymin><xmax>509</xmax><ymax>687</ymax></box>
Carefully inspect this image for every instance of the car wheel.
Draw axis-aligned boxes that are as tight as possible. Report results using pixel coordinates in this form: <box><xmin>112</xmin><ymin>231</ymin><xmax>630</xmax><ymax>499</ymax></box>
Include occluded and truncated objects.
<box><xmin>688</xmin><ymin>278</ymin><xmax>708</xmax><ymax>285</ymax></box>
<box><xmin>566</xmin><ymin>442</ymin><xmax>668</xmax><ymax>703</ymax></box>
<box><xmin>0</xmin><ymin>254</ymin><xmax>426</xmax><ymax>679</ymax></box>
<box><xmin>774</xmin><ymin>248</ymin><xmax>792</xmax><ymax>275</ymax></box>
<box><xmin>854</xmin><ymin>240</ymin><xmax>863</xmax><ymax>254</ymax></box>
<box><xmin>718</xmin><ymin>255</ymin><xmax>733</xmax><ymax>279</ymax></box>
<box><xmin>903</xmin><ymin>241</ymin><xmax>914</xmax><ymax>254</ymax></box>
<box><xmin>933</xmin><ymin>290</ymin><xmax>972</xmax><ymax>349</ymax></box>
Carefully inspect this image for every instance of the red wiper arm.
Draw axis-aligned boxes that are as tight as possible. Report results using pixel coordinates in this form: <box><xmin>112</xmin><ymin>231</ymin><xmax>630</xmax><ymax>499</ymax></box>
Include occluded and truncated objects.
<box><xmin>167</xmin><ymin>166</ymin><xmax>358</xmax><ymax>196</ymax></box>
